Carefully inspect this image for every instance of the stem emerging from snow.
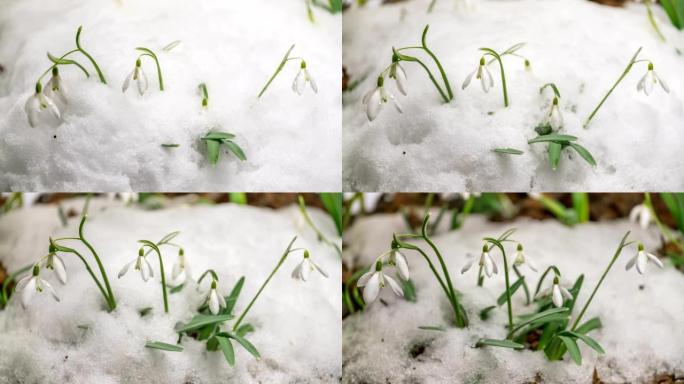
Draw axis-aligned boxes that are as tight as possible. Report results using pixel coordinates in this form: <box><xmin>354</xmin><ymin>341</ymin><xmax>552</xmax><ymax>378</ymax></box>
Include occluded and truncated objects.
<box><xmin>78</xmin><ymin>216</ymin><xmax>117</xmax><ymax>310</ymax></box>
<box><xmin>233</xmin><ymin>237</ymin><xmax>298</xmax><ymax>331</ymax></box>
<box><xmin>484</xmin><ymin>237</ymin><xmax>514</xmax><ymax>334</ymax></box>
<box><xmin>75</xmin><ymin>26</ymin><xmax>107</xmax><ymax>84</ymax></box>
<box><xmin>139</xmin><ymin>240</ymin><xmax>169</xmax><ymax>313</ymax></box>
<box><xmin>258</xmin><ymin>44</ymin><xmax>295</xmax><ymax>98</ymax></box>
<box><xmin>298</xmin><ymin>195</ymin><xmax>342</xmax><ymax>257</ymax></box>
<box><xmin>570</xmin><ymin>231</ymin><xmax>631</xmax><ymax>331</ymax></box>
<box><xmin>136</xmin><ymin>47</ymin><xmax>164</xmax><ymax>91</ymax></box>
<box><xmin>421</xmin><ymin>25</ymin><xmax>454</xmax><ymax>101</ymax></box>
<box><xmin>584</xmin><ymin>47</ymin><xmax>642</xmax><ymax>128</ymax></box>
<box><xmin>645</xmin><ymin>1</ymin><xmax>666</xmax><ymax>42</ymax></box>
<box><xmin>480</xmin><ymin>48</ymin><xmax>509</xmax><ymax>107</ymax></box>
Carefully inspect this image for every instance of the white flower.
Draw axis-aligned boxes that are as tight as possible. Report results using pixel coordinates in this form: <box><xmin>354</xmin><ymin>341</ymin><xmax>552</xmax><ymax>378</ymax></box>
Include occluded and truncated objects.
<box><xmin>536</xmin><ymin>276</ymin><xmax>572</xmax><ymax>307</ymax></box>
<box><xmin>636</xmin><ymin>62</ymin><xmax>669</xmax><ymax>95</ymax></box>
<box><xmin>204</xmin><ymin>280</ymin><xmax>226</xmax><ymax>315</ymax></box>
<box><xmin>547</xmin><ymin>97</ymin><xmax>563</xmax><ymax>130</ymax></box>
<box><xmin>292</xmin><ymin>61</ymin><xmax>318</xmax><ymax>95</ymax></box>
<box><xmin>122</xmin><ymin>59</ymin><xmax>148</xmax><ymax>96</ymax></box>
<box><xmin>291</xmin><ymin>251</ymin><xmax>329</xmax><ymax>281</ymax></box>
<box><xmin>357</xmin><ymin>261</ymin><xmax>403</xmax><ymax>304</ymax></box>
<box><xmin>362</xmin><ymin>77</ymin><xmax>402</xmax><ymax>122</ymax></box>
<box><xmin>171</xmin><ymin>248</ymin><xmax>189</xmax><ymax>286</ymax></box>
<box><xmin>461</xmin><ymin>244</ymin><xmax>498</xmax><ymax>277</ymax></box>
<box><xmin>513</xmin><ymin>244</ymin><xmax>537</xmax><ymax>272</ymax></box>
<box><xmin>15</xmin><ymin>266</ymin><xmax>60</xmax><ymax>308</ymax></box>
<box><xmin>43</xmin><ymin>67</ymin><xmax>68</xmax><ymax>106</ymax></box>
<box><xmin>40</xmin><ymin>248</ymin><xmax>68</xmax><ymax>284</ymax></box>
<box><xmin>462</xmin><ymin>57</ymin><xmax>494</xmax><ymax>93</ymax></box>
<box><xmin>118</xmin><ymin>248</ymin><xmax>154</xmax><ymax>282</ymax></box>
<box><xmin>626</xmin><ymin>243</ymin><xmax>663</xmax><ymax>275</ymax></box>
<box><xmin>629</xmin><ymin>203</ymin><xmax>652</xmax><ymax>230</ymax></box>
<box><xmin>389</xmin><ymin>61</ymin><xmax>408</xmax><ymax>96</ymax></box>
<box><xmin>386</xmin><ymin>248</ymin><xmax>409</xmax><ymax>280</ymax></box>
<box><xmin>24</xmin><ymin>83</ymin><xmax>61</xmax><ymax>127</ymax></box>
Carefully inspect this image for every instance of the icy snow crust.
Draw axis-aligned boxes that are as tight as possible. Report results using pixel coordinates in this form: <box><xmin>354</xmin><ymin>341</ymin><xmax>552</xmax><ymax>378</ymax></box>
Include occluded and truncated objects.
<box><xmin>0</xmin><ymin>201</ymin><xmax>341</xmax><ymax>383</ymax></box>
<box><xmin>342</xmin><ymin>0</ymin><xmax>684</xmax><ymax>191</ymax></box>
<box><xmin>342</xmin><ymin>214</ymin><xmax>684</xmax><ymax>383</ymax></box>
<box><xmin>0</xmin><ymin>0</ymin><xmax>341</xmax><ymax>191</ymax></box>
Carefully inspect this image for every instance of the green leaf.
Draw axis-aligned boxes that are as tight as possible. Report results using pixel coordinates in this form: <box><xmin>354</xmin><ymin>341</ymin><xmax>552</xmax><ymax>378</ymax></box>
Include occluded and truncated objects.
<box><xmin>479</xmin><ymin>306</ymin><xmax>497</xmax><ymax>321</ymax></box>
<box><xmin>216</xmin><ymin>336</ymin><xmax>235</xmax><ymax>366</ymax></box>
<box><xmin>569</xmin><ymin>143</ymin><xmax>596</xmax><ymax>167</ymax></box>
<box><xmin>401</xmin><ymin>278</ymin><xmax>417</xmax><ymax>302</ymax></box>
<box><xmin>528</xmin><ymin>134</ymin><xmax>578</xmax><ymax>144</ymax></box>
<box><xmin>497</xmin><ymin>277</ymin><xmax>525</xmax><ymax>306</ymax></box>
<box><xmin>575</xmin><ymin>317</ymin><xmax>602</xmax><ymax>335</ymax></box>
<box><xmin>145</xmin><ymin>341</ymin><xmax>183</xmax><ymax>352</ymax></box>
<box><xmin>572</xmin><ymin>193</ymin><xmax>590</xmax><ymax>223</ymax></box>
<box><xmin>510</xmin><ymin>307</ymin><xmax>570</xmax><ymax>336</ymax></box>
<box><xmin>236</xmin><ymin>323</ymin><xmax>255</xmax><ymax>337</ymax></box>
<box><xmin>169</xmin><ymin>283</ymin><xmax>185</xmax><ymax>294</ymax></box>
<box><xmin>661</xmin><ymin>0</ymin><xmax>684</xmax><ymax>29</ymax></box>
<box><xmin>224</xmin><ymin>140</ymin><xmax>247</xmax><ymax>161</ymax></box>
<box><xmin>418</xmin><ymin>325</ymin><xmax>446</xmax><ymax>332</ymax></box>
<box><xmin>548</xmin><ymin>142</ymin><xmax>562</xmax><ymax>170</ymax></box>
<box><xmin>229</xmin><ymin>193</ymin><xmax>247</xmax><ymax>205</ymax></box>
<box><xmin>535</xmin><ymin>122</ymin><xmax>553</xmax><ymax>136</ymax></box>
<box><xmin>475</xmin><ymin>338</ymin><xmax>525</xmax><ymax>350</ymax></box>
<box><xmin>492</xmin><ymin>148</ymin><xmax>524</xmax><ymax>155</ymax></box>
<box><xmin>558</xmin><ymin>335</ymin><xmax>582</xmax><ymax>365</ymax></box>
<box><xmin>202</xmin><ymin>132</ymin><xmax>236</xmax><ymax>140</ymax></box>
<box><xmin>224</xmin><ymin>277</ymin><xmax>245</xmax><ymax>315</ymax></box>
<box><xmin>565</xmin><ymin>331</ymin><xmax>605</xmax><ymax>354</ymax></box>
<box><xmin>161</xmin><ymin>143</ymin><xmax>179</xmax><ymax>148</ymax></box>
<box><xmin>138</xmin><ymin>307</ymin><xmax>153</xmax><ymax>317</ymax></box>
<box><xmin>177</xmin><ymin>314</ymin><xmax>234</xmax><ymax>333</ymax></box>
<box><xmin>229</xmin><ymin>334</ymin><xmax>260</xmax><ymax>359</ymax></box>
<box><xmin>206</xmin><ymin>139</ymin><xmax>221</xmax><ymax>165</ymax></box>
<box><xmin>157</xmin><ymin>231</ymin><xmax>180</xmax><ymax>245</ymax></box>
<box><xmin>320</xmin><ymin>193</ymin><xmax>343</xmax><ymax>236</ymax></box>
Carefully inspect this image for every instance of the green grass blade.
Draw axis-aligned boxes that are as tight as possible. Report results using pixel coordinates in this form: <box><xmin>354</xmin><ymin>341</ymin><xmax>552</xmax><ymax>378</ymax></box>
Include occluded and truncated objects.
<box><xmin>145</xmin><ymin>341</ymin><xmax>183</xmax><ymax>352</ymax></box>
<box><xmin>177</xmin><ymin>314</ymin><xmax>234</xmax><ymax>332</ymax></box>
<box><xmin>528</xmin><ymin>134</ymin><xmax>578</xmax><ymax>144</ymax></box>
<box><xmin>558</xmin><ymin>335</ymin><xmax>582</xmax><ymax>365</ymax></box>
<box><xmin>492</xmin><ymin>148</ymin><xmax>524</xmax><ymax>155</ymax></box>
<box><xmin>569</xmin><ymin>143</ymin><xmax>596</xmax><ymax>167</ymax></box>
<box><xmin>224</xmin><ymin>276</ymin><xmax>245</xmax><ymax>315</ymax></box>
<box><xmin>224</xmin><ymin>140</ymin><xmax>247</xmax><ymax>161</ymax></box>
<box><xmin>216</xmin><ymin>336</ymin><xmax>236</xmax><ymax>366</ymax></box>
<box><xmin>476</xmin><ymin>338</ymin><xmax>525</xmax><ymax>349</ymax></box>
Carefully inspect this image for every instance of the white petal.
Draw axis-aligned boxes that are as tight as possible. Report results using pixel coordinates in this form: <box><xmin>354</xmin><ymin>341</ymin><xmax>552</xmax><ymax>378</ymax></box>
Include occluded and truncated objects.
<box><xmin>552</xmin><ymin>284</ymin><xmax>563</xmax><ymax>307</ymax></box>
<box><xmin>53</xmin><ymin>255</ymin><xmax>68</xmax><ymax>284</ymax></box>
<box><xmin>41</xmin><ymin>95</ymin><xmax>61</xmax><ymax>120</ymax></box>
<box><xmin>301</xmin><ymin>258</ymin><xmax>311</xmax><ymax>281</ymax></box>
<box><xmin>644</xmin><ymin>71</ymin><xmax>654</xmax><ymax>95</ymax></box>
<box><xmin>357</xmin><ymin>270</ymin><xmax>374</xmax><ymax>287</ymax></box>
<box><xmin>312</xmin><ymin>260</ymin><xmax>329</xmax><ymax>278</ymax></box>
<box><xmin>637</xmin><ymin>72</ymin><xmax>647</xmax><ymax>92</ymax></box>
<box><xmin>118</xmin><ymin>260</ymin><xmax>135</xmax><ymax>278</ymax></box>
<box><xmin>655</xmin><ymin>72</ymin><xmax>670</xmax><ymax>93</ymax></box>
<box><xmin>209</xmin><ymin>289</ymin><xmax>220</xmax><ymax>315</ymax></box>
<box><xmin>172</xmin><ymin>261</ymin><xmax>183</xmax><ymax>280</ymax></box>
<box><xmin>462</xmin><ymin>69</ymin><xmax>477</xmax><ymax>90</ymax></box>
<box><xmin>306</xmin><ymin>69</ymin><xmax>318</xmax><ymax>93</ymax></box>
<box><xmin>629</xmin><ymin>205</ymin><xmax>643</xmax><ymax>224</ymax></box>
<box><xmin>460</xmin><ymin>258</ymin><xmax>475</xmax><ymax>274</ymax></box>
<box><xmin>560</xmin><ymin>286</ymin><xmax>573</xmax><ymax>301</ymax></box>
<box><xmin>15</xmin><ymin>275</ymin><xmax>32</xmax><ymax>292</ymax></box>
<box><xmin>137</xmin><ymin>68</ymin><xmax>149</xmax><ymax>96</ymax></box>
<box><xmin>122</xmin><ymin>69</ymin><xmax>134</xmax><ymax>92</ymax></box>
<box><xmin>366</xmin><ymin>89</ymin><xmax>382</xmax><ymax>121</ymax></box>
<box><xmin>24</xmin><ymin>95</ymin><xmax>40</xmax><ymax>127</ymax></box>
<box><xmin>21</xmin><ymin>278</ymin><xmax>37</xmax><ymax>308</ymax></box>
<box><xmin>384</xmin><ymin>274</ymin><xmax>404</xmax><ymax>297</ymax></box>
<box><xmin>42</xmin><ymin>280</ymin><xmax>60</xmax><ymax>302</ymax></box>
<box><xmin>291</xmin><ymin>260</ymin><xmax>304</xmax><ymax>280</ymax></box>
<box><xmin>393</xmin><ymin>251</ymin><xmax>409</xmax><ymax>280</ymax></box>
<box><xmin>625</xmin><ymin>254</ymin><xmax>637</xmax><ymax>271</ymax></box>
<box><xmin>362</xmin><ymin>273</ymin><xmax>380</xmax><ymax>304</ymax></box>
<box><xmin>292</xmin><ymin>70</ymin><xmax>305</xmax><ymax>95</ymax></box>
<box><xmin>639</xmin><ymin>208</ymin><xmax>651</xmax><ymax>229</ymax></box>
<box><xmin>362</xmin><ymin>88</ymin><xmax>374</xmax><ymax>104</ymax></box>
<box><xmin>394</xmin><ymin>64</ymin><xmax>408</xmax><ymax>96</ymax></box>
<box><xmin>483</xmin><ymin>254</ymin><xmax>493</xmax><ymax>277</ymax></box>
<box><xmin>636</xmin><ymin>251</ymin><xmax>647</xmax><ymax>274</ymax></box>
<box><xmin>646</xmin><ymin>252</ymin><xmax>664</xmax><ymax>268</ymax></box>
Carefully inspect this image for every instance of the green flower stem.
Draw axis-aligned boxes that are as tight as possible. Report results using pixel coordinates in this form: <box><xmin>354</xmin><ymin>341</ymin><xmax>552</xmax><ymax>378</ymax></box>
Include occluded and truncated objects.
<box><xmin>78</xmin><ymin>216</ymin><xmax>117</xmax><ymax>310</ymax></box>
<box><xmin>584</xmin><ymin>47</ymin><xmax>642</xmax><ymax>128</ymax></box>
<box><xmin>38</xmin><ymin>50</ymin><xmax>90</xmax><ymax>84</ymax></box>
<box><xmin>645</xmin><ymin>1</ymin><xmax>666</xmax><ymax>42</ymax></box>
<box><xmin>199</xmin><ymin>83</ymin><xmax>209</xmax><ymax>107</ymax></box>
<box><xmin>75</xmin><ymin>26</ymin><xmax>107</xmax><ymax>84</ymax></box>
<box><xmin>394</xmin><ymin>237</ymin><xmax>451</xmax><ymax>304</ymax></box>
<box><xmin>534</xmin><ymin>265</ymin><xmax>561</xmax><ymax>298</ymax></box>
<box><xmin>644</xmin><ymin>193</ymin><xmax>683</xmax><ymax>251</ymax></box>
<box><xmin>297</xmin><ymin>196</ymin><xmax>342</xmax><ymax>257</ymax></box>
<box><xmin>0</xmin><ymin>264</ymin><xmax>32</xmax><ymax>307</ymax></box>
<box><xmin>233</xmin><ymin>237</ymin><xmax>298</xmax><ymax>331</ymax></box>
<box><xmin>570</xmin><ymin>231</ymin><xmax>631</xmax><ymax>331</ymax></box>
<box><xmin>52</xmin><ymin>243</ymin><xmax>113</xmax><ymax>310</ymax></box>
<box><xmin>421</xmin><ymin>25</ymin><xmax>454</xmax><ymax>101</ymax></box>
<box><xmin>140</xmin><ymin>241</ymin><xmax>168</xmax><ymax>313</ymax></box>
<box><xmin>477</xmin><ymin>265</ymin><xmax>484</xmax><ymax>286</ymax></box>
<box><xmin>480</xmin><ymin>48</ymin><xmax>509</xmax><ymax>107</ymax></box>
<box><xmin>428</xmin><ymin>0</ymin><xmax>437</xmax><ymax>12</ymax></box>
<box><xmin>258</xmin><ymin>44</ymin><xmax>295</xmax><ymax>98</ymax></box>
<box><xmin>136</xmin><ymin>47</ymin><xmax>164</xmax><ymax>91</ymax></box>
<box><xmin>512</xmin><ymin>264</ymin><xmax>531</xmax><ymax>305</ymax></box>
<box><xmin>394</xmin><ymin>47</ymin><xmax>449</xmax><ymax>103</ymax></box>
<box><xmin>484</xmin><ymin>238</ymin><xmax>513</xmax><ymax>335</ymax></box>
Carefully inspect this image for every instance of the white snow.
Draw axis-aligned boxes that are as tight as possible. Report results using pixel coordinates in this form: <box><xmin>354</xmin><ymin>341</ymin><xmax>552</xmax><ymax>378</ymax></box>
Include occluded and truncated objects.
<box><xmin>342</xmin><ymin>213</ymin><xmax>684</xmax><ymax>383</ymax></box>
<box><xmin>342</xmin><ymin>0</ymin><xmax>684</xmax><ymax>191</ymax></box>
<box><xmin>0</xmin><ymin>199</ymin><xmax>341</xmax><ymax>383</ymax></box>
<box><xmin>0</xmin><ymin>0</ymin><xmax>341</xmax><ymax>191</ymax></box>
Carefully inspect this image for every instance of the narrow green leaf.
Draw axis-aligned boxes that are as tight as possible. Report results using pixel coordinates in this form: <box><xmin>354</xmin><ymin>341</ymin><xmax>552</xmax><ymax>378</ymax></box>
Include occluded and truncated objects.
<box><xmin>202</xmin><ymin>132</ymin><xmax>236</xmax><ymax>140</ymax></box>
<box><xmin>566</xmin><ymin>331</ymin><xmax>605</xmax><ymax>354</ymax></box>
<box><xmin>169</xmin><ymin>283</ymin><xmax>185</xmax><ymax>294</ymax></box>
<box><xmin>236</xmin><ymin>323</ymin><xmax>255</xmax><ymax>337</ymax></box>
<box><xmin>229</xmin><ymin>334</ymin><xmax>260</xmax><ymax>359</ymax></box>
<box><xmin>528</xmin><ymin>134</ymin><xmax>578</xmax><ymax>144</ymax></box>
<box><xmin>418</xmin><ymin>325</ymin><xmax>446</xmax><ymax>332</ymax></box>
<box><xmin>569</xmin><ymin>143</ymin><xmax>596</xmax><ymax>167</ymax></box>
<box><xmin>206</xmin><ymin>139</ymin><xmax>220</xmax><ymax>165</ymax></box>
<box><xmin>558</xmin><ymin>335</ymin><xmax>582</xmax><ymax>365</ymax></box>
<box><xmin>224</xmin><ymin>277</ymin><xmax>245</xmax><ymax>315</ymax></box>
<box><xmin>575</xmin><ymin>317</ymin><xmax>602</xmax><ymax>335</ymax></box>
<box><xmin>161</xmin><ymin>143</ymin><xmax>179</xmax><ymax>148</ymax></box>
<box><xmin>145</xmin><ymin>341</ymin><xmax>183</xmax><ymax>352</ymax></box>
<box><xmin>510</xmin><ymin>307</ymin><xmax>569</xmax><ymax>336</ymax></box>
<box><xmin>401</xmin><ymin>278</ymin><xmax>417</xmax><ymax>302</ymax></box>
<box><xmin>497</xmin><ymin>277</ymin><xmax>525</xmax><ymax>306</ymax></box>
<box><xmin>479</xmin><ymin>305</ymin><xmax>497</xmax><ymax>321</ymax></box>
<box><xmin>548</xmin><ymin>142</ymin><xmax>562</xmax><ymax>170</ymax></box>
<box><xmin>177</xmin><ymin>314</ymin><xmax>234</xmax><ymax>332</ymax></box>
<box><xmin>492</xmin><ymin>148</ymin><xmax>524</xmax><ymax>155</ymax></box>
<box><xmin>476</xmin><ymin>338</ymin><xmax>525</xmax><ymax>350</ymax></box>
<box><xmin>216</xmin><ymin>336</ymin><xmax>236</xmax><ymax>366</ymax></box>
<box><xmin>320</xmin><ymin>193</ymin><xmax>343</xmax><ymax>236</ymax></box>
<box><xmin>229</xmin><ymin>193</ymin><xmax>247</xmax><ymax>205</ymax></box>
<box><xmin>224</xmin><ymin>140</ymin><xmax>247</xmax><ymax>161</ymax></box>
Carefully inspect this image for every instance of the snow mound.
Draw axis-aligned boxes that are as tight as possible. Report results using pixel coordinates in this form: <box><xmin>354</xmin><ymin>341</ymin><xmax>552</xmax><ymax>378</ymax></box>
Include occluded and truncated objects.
<box><xmin>342</xmin><ymin>214</ymin><xmax>684</xmax><ymax>383</ymax></box>
<box><xmin>342</xmin><ymin>0</ymin><xmax>684</xmax><ymax>191</ymax></box>
<box><xmin>0</xmin><ymin>200</ymin><xmax>341</xmax><ymax>383</ymax></box>
<box><xmin>0</xmin><ymin>0</ymin><xmax>341</xmax><ymax>191</ymax></box>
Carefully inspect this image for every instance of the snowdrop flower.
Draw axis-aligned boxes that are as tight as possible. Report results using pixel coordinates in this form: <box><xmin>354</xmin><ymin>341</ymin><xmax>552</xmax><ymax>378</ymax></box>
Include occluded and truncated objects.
<box><xmin>357</xmin><ymin>261</ymin><xmax>403</xmax><ymax>304</ymax></box>
<box><xmin>24</xmin><ymin>83</ymin><xmax>61</xmax><ymax>127</ymax></box>
<box><xmin>362</xmin><ymin>77</ymin><xmax>402</xmax><ymax>122</ymax></box>
<box><xmin>40</xmin><ymin>246</ymin><xmax>68</xmax><ymax>284</ymax></box>
<box><xmin>547</xmin><ymin>97</ymin><xmax>563</xmax><ymax>129</ymax></box>
<box><xmin>462</xmin><ymin>57</ymin><xmax>493</xmax><ymax>93</ymax></box>
<box><xmin>384</xmin><ymin>248</ymin><xmax>409</xmax><ymax>280</ymax></box>
<box><xmin>15</xmin><ymin>265</ymin><xmax>60</xmax><ymax>308</ymax></box>
<box><xmin>461</xmin><ymin>244</ymin><xmax>498</xmax><ymax>278</ymax></box>
<box><xmin>513</xmin><ymin>244</ymin><xmax>537</xmax><ymax>272</ymax></box>
<box><xmin>118</xmin><ymin>248</ymin><xmax>154</xmax><ymax>282</ymax></box>
<box><xmin>537</xmin><ymin>276</ymin><xmax>572</xmax><ymax>307</ymax></box>
<box><xmin>292</xmin><ymin>60</ymin><xmax>318</xmax><ymax>95</ymax></box>
<box><xmin>204</xmin><ymin>279</ymin><xmax>226</xmax><ymax>315</ymax></box>
<box><xmin>43</xmin><ymin>67</ymin><xmax>68</xmax><ymax>106</ymax></box>
<box><xmin>389</xmin><ymin>61</ymin><xmax>408</xmax><ymax>96</ymax></box>
<box><xmin>626</xmin><ymin>243</ymin><xmax>663</xmax><ymax>275</ymax></box>
<box><xmin>629</xmin><ymin>203</ymin><xmax>652</xmax><ymax>230</ymax></box>
<box><xmin>291</xmin><ymin>250</ymin><xmax>329</xmax><ymax>281</ymax></box>
<box><xmin>122</xmin><ymin>58</ymin><xmax>148</xmax><ymax>96</ymax></box>
<box><xmin>171</xmin><ymin>248</ymin><xmax>188</xmax><ymax>286</ymax></box>
<box><xmin>637</xmin><ymin>62</ymin><xmax>669</xmax><ymax>96</ymax></box>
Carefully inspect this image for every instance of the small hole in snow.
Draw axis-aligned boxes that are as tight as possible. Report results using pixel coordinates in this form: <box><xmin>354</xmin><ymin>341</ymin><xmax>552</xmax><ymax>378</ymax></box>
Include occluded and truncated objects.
<box><xmin>408</xmin><ymin>340</ymin><xmax>431</xmax><ymax>359</ymax></box>
<box><xmin>639</xmin><ymin>284</ymin><xmax>644</xmax><ymax>290</ymax></box>
<box><xmin>402</xmin><ymin>151</ymin><xmax>406</xmax><ymax>155</ymax></box>
<box><xmin>53</xmin><ymin>135</ymin><xmax>57</xmax><ymax>139</ymax></box>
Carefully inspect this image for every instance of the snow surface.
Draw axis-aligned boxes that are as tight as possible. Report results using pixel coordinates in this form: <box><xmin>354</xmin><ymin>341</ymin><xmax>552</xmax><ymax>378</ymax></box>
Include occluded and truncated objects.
<box><xmin>0</xmin><ymin>199</ymin><xmax>341</xmax><ymax>383</ymax></box>
<box><xmin>342</xmin><ymin>213</ymin><xmax>684</xmax><ymax>383</ymax></box>
<box><xmin>0</xmin><ymin>0</ymin><xmax>341</xmax><ymax>191</ymax></box>
<box><xmin>342</xmin><ymin>0</ymin><xmax>684</xmax><ymax>191</ymax></box>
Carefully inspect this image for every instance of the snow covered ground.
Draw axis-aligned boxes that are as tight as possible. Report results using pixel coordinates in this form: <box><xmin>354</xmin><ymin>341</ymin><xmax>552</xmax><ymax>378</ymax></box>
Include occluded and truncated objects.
<box><xmin>342</xmin><ymin>213</ymin><xmax>684</xmax><ymax>383</ymax></box>
<box><xmin>0</xmin><ymin>199</ymin><xmax>341</xmax><ymax>383</ymax></box>
<box><xmin>342</xmin><ymin>0</ymin><xmax>684</xmax><ymax>191</ymax></box>
<box><xmin>0</xmin><ymin>0</ymin><xmax>341</xmax><ymax>191</ymax></box>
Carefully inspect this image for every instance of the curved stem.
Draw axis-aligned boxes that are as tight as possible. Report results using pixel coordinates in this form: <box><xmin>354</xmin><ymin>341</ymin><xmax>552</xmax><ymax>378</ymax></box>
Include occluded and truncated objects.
<box><xmin>56</xmin><ymin>246</ymin><xmax>111</xmax><ymax>309</ymax></box>
<box><xmin>645</xmin><ymin>1</ymin><xmax>666</xmax><ymax>42</ymax></box>
<box><xmin>481</xmin><ymin>49</ymin><xmax>509</xmax><ymax>107</ymax></box>
<box><xmin>394</xmin><ymin>46</ymin><xmax>449</xmax><ymax>103</ymax></box>
<box><xmin>571</xmin><ymin>231</ymin><xmax>631</xmax><ymax>330</ymax></box>
<box><xmin>298</xmin><ymin>195</ymin><xmax>342</xmax><ymax>257</ymax></box>
<box><xmin>75</xmin><ymin>26</ymin><xmax>107</xmax><ymax>84</ymax></box>
<box><xmin>258</xmin><ymin>44</ymin><xmax>295</xmax><ymax>98</ymax></box>
<box><xmin>421</xmin><ymin>25</ymin><xmax>453</xmax><ymax>101</ymax></box>
<box><xmin>395</xmin><ymin>240</ymin><xmax>450</xmax><ymax>301</ymax></box>
<box><xmin>233</xmin><ymin>237</ymin><xmax>297</xmax><ymax>330</ymax></box>
<box><xmin>141</xmin><ymin>241</ymin><xmax>168</xmax><ymax>313</ymax></box>
<box><xmin>533</xmin><ymin>265</ymin><xmax>561</xmax><ymax>298</ymax></box>
<box><xmin>136</xmin><ymin>48</ymin><xmax>164</xmax><ymax>91</ymax></box>
<box><xmin>486</xmin><ymin>239</ymin><xmax>513</xmax><ymax>334</ymax></box>
<box><xmin>79</xmin><ymin>216</ymin><xmax>117</xmax><ymax>310</ymax></box>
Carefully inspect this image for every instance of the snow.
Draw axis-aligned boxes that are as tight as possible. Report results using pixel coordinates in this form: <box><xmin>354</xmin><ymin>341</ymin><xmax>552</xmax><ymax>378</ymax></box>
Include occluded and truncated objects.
<box><xmin>0</xmin><ymin>0</ymin><xmax>341</xmax><ymax>191</ymax></box>
<box><xmin>0</xmin><ymin>199</ymin><xmax>341</xmax><ymax>383</ymax></box>
<box><xmin>342</xmin><ymin>213</ymin><xmax>684</xmax><ymax>383</ymax></box>
<box><xmin>342</xmin><ymin>0</ymin><xmax>684</xmax><ymax>191</ymax></box>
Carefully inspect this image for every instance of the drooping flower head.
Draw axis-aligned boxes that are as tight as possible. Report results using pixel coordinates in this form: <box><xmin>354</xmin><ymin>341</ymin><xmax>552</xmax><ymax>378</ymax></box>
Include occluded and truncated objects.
<box><xmin>629</xmin><ymin>204</ymin><xmax>652</xmax><ymax>230</ymax></box>
<box><xmin>462</xmin><ymin>56</ymin><xmax>494</xmax><ymax>93</ymax></box>
<box><xmin>363</xmin><ymin>76</ymin><xmax>403</xmax><ymax>122</ymax></box>
<box><xmin>637</xmin><ymin>62</ymin><xmax>669</xmax><ymax>96</ymax></box>
<box><xmin>461</xmin><ymin>244</ymin><xmax>498</xmax><ymax>278</ymax></box>
<box><xmin>536</xmin><ymin>275</ymin><xmax>572</xmax><ymax>308</ymax></box>
<box><xmin>171</xmin><ymin>248</ymin><xmax>189</xmax><ymax>287</ymax></box>
<box><xmin>292</xmin><ymin>250</ymin><xmax>329</xmax><ymax>281</ymax></box>
<box><xmin>25</xmin><ymin>82</ymin><xmax>61</xmax><ymax>127</ymax></box>
<box><xmin>513</xmin><ymin>243</ymin><xmax>537</xmax><ymax>272</ymax></box>
<box><xmin>292</xmin><ymin>60</ymin><xmax>318</xmax><ymax>95</ymax></box>
<box><xmin>204</xmin><ymin>279</ymin><xmax>226</xmax><ymax>315</ymax></box>
<box><xmin>122</xmin><ymin>58</ymin><xmax>148</xmax><ymax>96</ymax></box>
<box><xmin>626</xmin><ymin>242</ymin><xmax>663</xmax><ymax>275</ymax></box>
<box><xmin>388</xmin><ymin>58</ymin><xmax>408</xmax><ymax>96</ymax></box>
<box><xmin>118</xmin><ymin>247</ymin><xmax>154</xmax><ymax>282</ymax></box>
<box><xmin>40</xmin><ymin>242</ymin><xmax>68</xmax><ymax>284</ymax></box>
<box><xmin>357</xmin><ymin>260</ymin><xmax>403</xmax><ymax>304</ymax></box>
<box><xmin>15</xmin><ymin>265</ymin><xmax>60</xmax><ymax>308</ymax></box>
<box><xmin>44</xmin><ymin>67</ymin><xmax>68</xmax><ymax>106</ymax></box>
